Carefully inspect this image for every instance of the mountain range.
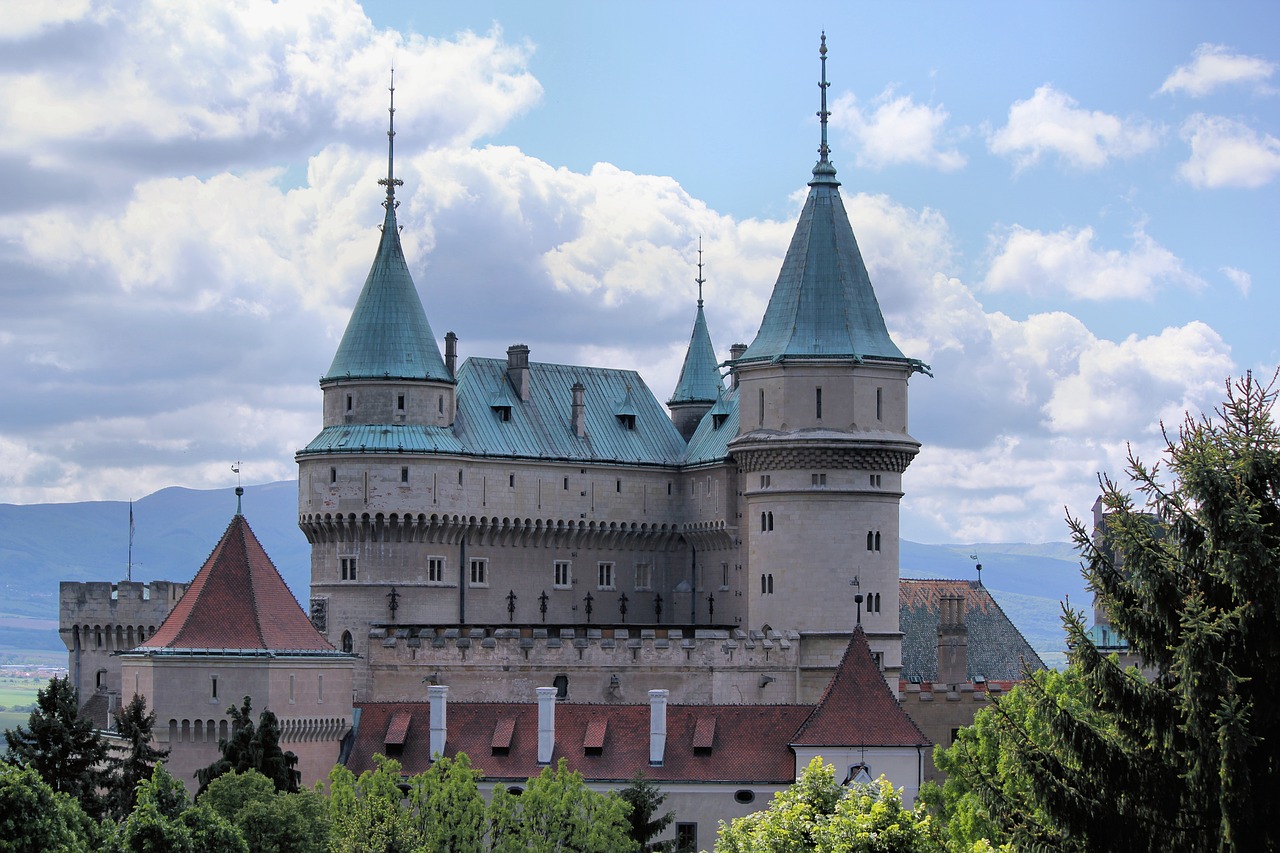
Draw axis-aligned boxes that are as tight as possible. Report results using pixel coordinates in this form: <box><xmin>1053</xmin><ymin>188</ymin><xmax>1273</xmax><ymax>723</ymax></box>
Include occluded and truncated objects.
<box><xmin>0</xmin><ymin>482</ymin><xmax>1086</xmax><ymax>668</ymax></box>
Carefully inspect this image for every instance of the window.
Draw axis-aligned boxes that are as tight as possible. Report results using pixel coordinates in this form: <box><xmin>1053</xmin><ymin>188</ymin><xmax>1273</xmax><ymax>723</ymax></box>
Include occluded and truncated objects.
<box><xmin>469</xmin><ymin>558</ymin><xmax>488</xmax><ymax>587</ymax></box>
<box><xmin>634</xmin><ymin>563</ymin><xmax>652</xmax><ymax>591</ymax></box>
<box><xmin>761</xmin><ymin>573</ymin><xmax>774</xmax><ymax>595</ymax></box>
<box><xmin>346</xmin><ymin>394</ymin><xmax>352</xmax><ymax>411</ymax></box>
<box><xmin>812</xmin><ymin>472</ymin><xmax>827</xmax><ymax>486</ymax></box>
<box><xmin>720</xmin><ymin>562</ymin><xmax>730</xmax><ymax>590</ymax></box>
<box><xmin>870</xmin><ymin>473</ymin><xmax>881</xmax><ymax>487</ymax></box>
<box><xmin>397</xmin><ymin>394</ymin><xmax>405</xmax><ymax>411</ymax></box>
<box><xmin>340</xmin><ymin>556</ymin><xmax>357</xmax><ymax>580</ymax></box>
<box><xmin>341</xmin><ymin>631</ymin><xmax>353</xmax><ymax>653</ymax></box>
<box><xmin>330</xmin><ymin>467</ymin><xmax>336</xmax><ymax>484</ymax></box>
<box><xmin>289</xmin><ymin>674</ymin><xmax>295</xmax><ymax>703</ymax></box>
<box><xmin>428</xmin><ymin>557</ymin><xmax>446</xmax><ymax>584</ymax></box>
<box><xmin>318</xmin><ymin>675</ymin><xmax>324</xmax><ymax>701</ymax></box>
<box><xmin>457</xmin><ymin>469</ymin><xmax>463</xmax><ymax>485</ymax></box>
<box><xmin>563</xmin><ymin>476</ymin><xmax>569</xmax><ymax>490</ymax></box>
<box><xmin>867</xmin><ymin>532</ymin><xmax>881</xmax><ymax>552</ymax></box>
<box><xmin>667</xmin><ymin>482</ymin><xmax>672</xmax><ymax>495</ymax></box>
<box><xmin>509</xmin><ymin>474</ymin><xmax>515</xmax><ymax>487</ymax></box>
<box><xmin>735</xmin><ymin>790</ymin><xmax>756</xmax><ymax>804</ymax></box>
<box><xmin>875</xmin><ymin>531</ymin><xmax>882</xmax><ymax>551</ymax></box>
<box><xmin>617</xmin><ymin>478</ymin><xmax>622</xmax><ymax>493</ymax></box>
<box><xmin>759</xmin><ymin>389</ymin><xmax>765</xmax><ymax>426</ymax></box>
<box><xmin>438</xmin><ymin>394</ymin><xmax>444</xmax><ymax>413</ymax></box>
<box><xmin>873</xmin><ymin>592</ymin><xmax>881</xmax><ymax>613</ymax></box>
<box><xmin>597</xmin><ymin>562</ymin><xmax>615</xmax><ymax>590</ymax></box>
<box><xmin>876</xmin><ymin>387</ymin><xmax>883</xmax><ymax>420</ymax></box>
<box><xmin>816</xmin><ymin>386</ymin><xmax>822</xmax><ymax>419</ymax></box>
<box><xmin>210</xmin><ymin>675</ymin><xmax>218</xmax><ymax>701</ymax></box>
<box><xmin>760</xmin><ymin>474</ymin><xmax>771</xmax><ymax>488</ymax></box>
<box><xmin>553</xmin><ymin>674</ymin><xmax>569</xmax><ymax>700</ymax></box>
<box><xmin>554</xmin><ymin>561</ymin><xmax>572</xmax><ymax>589</ymax></box>
<box><xmin>676</xmin><ymin>823</ymin><xmax>697</xmax><ymax>853</ymax></box>
<box><xmin>401</xmin><ymin>466</ymin><xmax>409</xmax><ymax>483</ymax></box>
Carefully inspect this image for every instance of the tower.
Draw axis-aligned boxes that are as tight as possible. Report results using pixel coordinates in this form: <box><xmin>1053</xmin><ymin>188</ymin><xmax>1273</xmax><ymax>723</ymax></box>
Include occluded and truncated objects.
<box><xmin>728</xmin><ymin>34</ymin><xmax>929</xmax><ymax>683</ymax></box>
<box><xmin>667</xmin><ymin>243</ymin><xmax>725</xmax><ymax>441</ymax></box>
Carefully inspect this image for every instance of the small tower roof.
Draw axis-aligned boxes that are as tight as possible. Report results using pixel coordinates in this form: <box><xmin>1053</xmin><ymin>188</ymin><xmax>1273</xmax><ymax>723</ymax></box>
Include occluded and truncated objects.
<box><xmin>739</xmin><ymin>35</ymin><xmax>926</xmax><ymax>374</ymax></box>
<box><xmin>325</xmin><ymin>73</ymin><xmax>450</xmax><ymax>383</ymax></box>
<box><xmin>668</xmin><ymin>245</ymin><xmax>724</xmax><ymax>405</ymax></box>
<box><xmin>137</xmin><ymin>514</ymin><xmax>336</xmax><ymax>653</ymax></box>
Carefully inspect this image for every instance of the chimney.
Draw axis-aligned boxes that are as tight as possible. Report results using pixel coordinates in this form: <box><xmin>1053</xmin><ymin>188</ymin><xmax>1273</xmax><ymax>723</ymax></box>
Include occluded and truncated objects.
<box><xmin>428</xmin><ymin>684</ymin><xmax>448</xmax><ymax>758</ymax></box>
<box><xmin>445</xmin><ymin>332</ymin><xmax>458</xmax><ymax>380</ymax></box>
<box><xmin>729</xmin><ymin>343</ymin><xmax>748</xmax><ymax>390</ymax></box>
<box><xmin>537</xmin><ymin>686</ymin><xmax>557</xmax><ymax>764</ymax></box>
<box><xmin>507</xmin><ymin>344</ymin><xmax>531</xmax><ymax>401</ymax></box>
<box><xmin>937</xmin><ymin>594</ymin><xmax>969</xmax><ymax>688</ymax></box>
<box><xmin>570</xmin><ymin>382</ymin><xmax>587</xmax><ymax>438</ymax></box>
<box><xmin>648</xmin><ymin>689</ymin><xmax>669</xmax><ymax>766</ymax></box>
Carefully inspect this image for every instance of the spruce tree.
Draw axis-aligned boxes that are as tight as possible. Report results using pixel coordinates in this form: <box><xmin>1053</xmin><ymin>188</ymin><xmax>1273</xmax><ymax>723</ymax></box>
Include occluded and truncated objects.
<box><xmin>108</xmin><ymin>693</ymin><xmax>170</xmax><ymax>819</ymax></box>
<box><xmin>620</xmin><ymin>771</ymin><xmax>675</xmax><ymax>852</ymax></box>
<box><xmin>196</xmin><ymin>696</ymin><xmax>300</xmax><ymax>794</ymax></box>
<box><xmin>2</xmin><ymin>675</ymin><xmax>110</xmax><ymax>818</ymax></box>
<box><xmin>950</xmin><ymin>374</ymin><xmax>1280</xmax><ymax>852</ymax></box>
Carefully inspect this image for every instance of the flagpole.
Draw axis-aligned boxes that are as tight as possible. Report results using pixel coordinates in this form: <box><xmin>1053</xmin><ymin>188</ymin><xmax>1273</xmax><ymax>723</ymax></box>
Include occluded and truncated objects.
<box><xmin>128</xmin><ymin>500</ymin><xmax>134</xmax><ymax>582</ymax></box>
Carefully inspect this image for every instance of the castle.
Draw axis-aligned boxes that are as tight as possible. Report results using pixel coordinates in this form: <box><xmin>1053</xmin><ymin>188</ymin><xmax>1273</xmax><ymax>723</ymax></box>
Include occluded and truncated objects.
<box><xmin>58</xmin><ymin>38</ymin><xmax>1044</xmax><ymax>844</ymax></box>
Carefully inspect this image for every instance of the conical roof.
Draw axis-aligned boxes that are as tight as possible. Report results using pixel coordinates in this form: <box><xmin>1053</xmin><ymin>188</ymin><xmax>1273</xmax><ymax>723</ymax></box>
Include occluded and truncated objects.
<box><xmin>668</xmin><ymin>302</ymin><xmax>724</xmax><ymax>405</ymax></box>
<box><xmin>324</xmin><ymin>200</ymin><xmax>450</xmax><ymax>382</ymax></box>
<box><xmin>137</xmin><ymin>514</ymin><xmax>336</xmax><ymax>653</ymax></box>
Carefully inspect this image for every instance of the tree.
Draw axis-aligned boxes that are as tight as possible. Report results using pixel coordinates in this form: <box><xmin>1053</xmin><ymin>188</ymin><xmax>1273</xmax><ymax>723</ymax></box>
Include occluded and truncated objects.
<box><xmin>0</xmin><ymin>762</ymin><xmax>99</xmax><ymax>853</ymax></box>
<box><xmin>327</xmin><ymin>755</ymin><xmax>420</xmax><ymax>853</ymax></box>
<box><xmin>714</xmin><ymin>757</ymin><xmax>939</xmax><ymax>853</ymax></box>
<box><xmin>108</xmin><ymin>693</ymin><xmax>170</xmax><ymax>819</ymax></box>
<box><xmin>201</xmin><ymin>770</ymin><xmax>329</xmax><ymax>853</ymax></box>
<box><xmin>940</xmin><ymin>374</ymin><xmax>1280</xmax><ymax>852</ymax></box>
<box><xmin>110</xmin><ymin>764</ymin><xmax>247</xmax><ymax>853</ymax></box>
<box><xmin>488</xmin><ymin>758</ymin><xmax>635</xmax><ymax>853</ymax></box>
<box><xmin>408</xmin><ymin>753</ymin><xmax>486</xmax><ymax>853</ymax></box>
<box><xmin>619</xmin><ymin>771</ymin><xmax>675</xmax><ymax>851</ymax></box>
<box><xmin>196</xmin><ymin>696</ymin><xmax>300</xmax><ymax>793</ymax></box>
<box><xmin>3</xmin><ymin>675</ymin><xmax>109</xmax><ymax>818</ymax></box>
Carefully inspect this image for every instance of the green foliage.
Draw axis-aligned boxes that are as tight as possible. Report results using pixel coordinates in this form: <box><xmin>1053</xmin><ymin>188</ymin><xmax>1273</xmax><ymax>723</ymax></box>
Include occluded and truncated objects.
<box><xmin>715</xmin><ymin>757</ymin><xmax>939</xmax><ymax>853</ymax></box>
<box><xmin>2</xmin><ymin>675</ymin><xmax>109</xmax><ymax>818</ymax></box>
<box><xmin>937</xmin><ymin>375</ymin><xmax>1280</xmax><ymax>852</ymax></box>
<box><xmin>408</xmin><ymin>753</ymin><xmax>486</xmax><ymax>853</ymax></box>
<box><xmin>327</xmin><ymin>755</ymin><xmax>420</xmax><ymax>853</ymax></box>
<box><xmin>201</xmin><ymin>770</ymin><xmax>329</xmax><ymax>853</ymax></box>
<box><xmin>491</xmin><ymin>757</ymin><xmax>636</xmax><ymax>853</ymax></box>
<box><xmin>111</xmin><ymin>766</ymin><xmax>247</xmax><ymax>853</ymax></box>
<box><xmin>107</xmin><ymin>694</ymin><xmax>170</xmax><ymax>819</ymax></box>
<box><xmin>0</xmin><ymin>761</ymin><xmax>97</xmax><ymax>853</ymax></box>
<box><xmin>619</xmin><ymin>771</ymin><xmax>675</xmax><ymax>851</ymax></box>
<box><xmin>196</xmin><ymin>696</ymin><xmax>300</xmax><ymax>793</ymax></box>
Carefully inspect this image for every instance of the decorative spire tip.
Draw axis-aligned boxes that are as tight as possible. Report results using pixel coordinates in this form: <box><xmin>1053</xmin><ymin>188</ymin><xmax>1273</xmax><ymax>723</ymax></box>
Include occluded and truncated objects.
<box><xmin>378</xmin><ymin>68</ymin><xmax>404</xmax><ymax>206</ymax></box>
<box><xmin>696</xmin><ymin>237</ymin><xmax>705</xmax><ymax>307</ymax></box>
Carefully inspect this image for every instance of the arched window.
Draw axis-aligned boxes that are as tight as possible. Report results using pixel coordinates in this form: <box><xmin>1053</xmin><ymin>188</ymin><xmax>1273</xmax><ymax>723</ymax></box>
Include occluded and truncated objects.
<box><xmin>866</xmin><ymin>532</ymin><xmax>874</xmax><ymax>551</ymax></box>
<box><xmin>341</xmin><ymin>631</ymin><xmax>354</xmax><ymax>654</ymax></box>
<box><xmin>767</xmin><ymin>574</ymin><xmax>774</xmax><ymax>594</ymax></box>
<box><xmin>761</xmin><ymin>512</ymin><xmax>767</xmax><ymax>532</ymax></box>
<box><xmin>761</xmin><ymin>574</ymin><xmax>767</xmax><ymax>595</ymax></box>
<box><xmin>553</xmin><ymin>674</ymin><xmax>569</xmax><ymax>700</ymax></box>
<box><xmin>874</xmin><ymin>532</ymin><xmax>881</xmax><ymax>552</ymax></box>
<box><xmin>767</xmin><ymin>512</ymin><xmax>774</xmax><ymax>531</ymax></box>
<box><xmin>873</xmin><ymin>593</ymin><xmax>881</xmax><ymax>613</ymax></box>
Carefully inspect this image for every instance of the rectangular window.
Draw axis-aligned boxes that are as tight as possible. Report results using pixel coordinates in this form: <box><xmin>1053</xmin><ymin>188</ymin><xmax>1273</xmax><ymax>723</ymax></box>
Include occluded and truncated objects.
<box><xmin>318</xmin><ymin>675</ymin><xmax>324</xmax><ymax>702</ymax></box>
<box><xmin>469</xmin><ymin>558</ymin><xmax>488</xmax><ymax>587</ymax></box>
<box><xmin>289</xmin><ymin>674</ymin><xmax>295</xmax><ymax>704</ymax></box>
<box><xmin>616</xmin><ymin>478</ymin><xmax>621</xmax><ymax>493</ymax></box>
<box><xmin>509</xmin><ymin>474</ymin><xmax>515</xmax><ymax>487</ymax></box>
<box><xmin>340</xmin><ymin>556</ymin><xmax>357</xmax><ymax>580</ymax></box>
<box><xmin>346</xmin><ymin>394</ymin><xmax>352</xmax><ymax>411</ymax></box>
<box><xmin>812</xmin><ymin>472</ymin><xmax>827</xmax><ymax>486</ymax></box>
<box><xmin>816</xmin><ymin>386</ymin><xmax>822</xmax><ymax>419</ymax></box>
<box><xmin>397</xmin><ymin>394</ymin><xmax>405</xmax><ymax>411</ymax></box>
<box><xmin>401</xmin><ymin>466</ymin><xmax>409</xmax><ymax>483</ymax></box>
<box><xmin>759</xmin><ymin>389</ymin><xmax>765</xmax><ymax>426</ymax></box>
<box><xmin>876</xmin><ymin>387</ymin><xmax>883</xmax><ymax>421</ymax></box>
<box><xmin>458</xmin><ymin>469</ymin><xmax>463</xmax><ymax>485</ymax></box>
<box><xmin>210</xmin><ymin>675</ymin><xmax>218</xmax><ymax>701</ymax></box>
<box><xmin>676</xmin><ymin>823</ymin><xmax>697</xmax><ymax>853</ymax></box>
<box><xmin>427</xmin><ymin>557</ymin><xmax>446</xmax><ymax>584</ymax></box>
<box><xmin>563</xmin><ymin>476</ymin><xmax>569</xmax><ymax>490</ymax></box>
<box><xmin>597</xmin><ymin>562</ymin><xmax>615</xmax><ymax>590</ymax></box>
<box><xmin>330</xmin><ymin>467</ymin><xmax>336</xmax><ymax>484</ymax></box>
<box><xmin>721</xmin><ymin>562</ymin><xmax>730</xmax><ymax>590</ymax></box>
<box><xmin>554</xmin><ymin>561</ymin><xmax>572</xmax><ymax>589</ymax></box>
<box><xmin>634</xmin><ymin>563</ymin><xmax>652</xmax><ymax>591</ymax></box>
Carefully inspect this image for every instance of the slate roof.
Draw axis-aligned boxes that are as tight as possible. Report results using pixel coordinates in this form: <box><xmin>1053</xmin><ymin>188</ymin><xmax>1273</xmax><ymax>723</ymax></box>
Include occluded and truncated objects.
<box><xmin>449</xmin><ymin>358</ymin><xmax>688</xmax><ymax>465</ymax></box>
<box><xmin>681</xmin><ymin>388</ymin><xmax>738</xmax><ymax>466</ymax></box>
<box><xmin>347</xmin><ymin>633</ymin><xmax>928</xmax><ymax>782</ymax></box>
<box><xmin>791</xmin><ymin>627</ymin><xmax>928</xmax><ymax>748</ymax></box>
<box><xmin>737</xmin><ymin>154</ymin><xmax>925</xmax><ymax>374</ymax></box>
<box><xmin>325</xmin><ymin>200</ymin><xmax>450</xmax><ymax>383</ymax></box>
<box><xmin>898</xmin><ymin>579</ymin><xmax>1045</xmax><ymax>681</ymax></box>
<box><xmin>669</xmin><ymin>302</ymin><xmax>724</xmax><ymax>405</ymax></box>
<box><xmin>135</xmin><ymin>515</ymin><xmax>337</xmax><ymax>654</ymax></box>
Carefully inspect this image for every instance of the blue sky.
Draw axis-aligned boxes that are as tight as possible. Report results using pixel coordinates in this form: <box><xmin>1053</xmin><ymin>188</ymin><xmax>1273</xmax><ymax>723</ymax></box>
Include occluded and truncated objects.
<box><xmin>0</xmin><ymin>1</ymin><xmax>1276</xmax><ymax>542</ymax></box>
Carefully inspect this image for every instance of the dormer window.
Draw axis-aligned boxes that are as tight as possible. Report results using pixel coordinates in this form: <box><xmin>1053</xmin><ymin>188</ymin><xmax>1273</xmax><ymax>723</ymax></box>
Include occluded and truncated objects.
<box><xmin>493</xmin><ymin>405</ymin><xmax>512</xmax><ymax>422</ymax></box>
<box><xmin>712</xmin><ymin>412</ymin><xmax>728</xmax><ymax>429</ymax></box>
<box><xmin>617</xmin><ymin>413</ymin><xmax>636</xmax><ymax>430</ymax></box>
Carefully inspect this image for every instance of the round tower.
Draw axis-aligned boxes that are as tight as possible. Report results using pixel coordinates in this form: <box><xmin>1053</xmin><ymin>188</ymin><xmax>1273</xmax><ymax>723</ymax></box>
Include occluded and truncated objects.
<box><xmin>729</xmin><ymin>35</ymin><xmax>930</xmax><ymax>683</ymax></box>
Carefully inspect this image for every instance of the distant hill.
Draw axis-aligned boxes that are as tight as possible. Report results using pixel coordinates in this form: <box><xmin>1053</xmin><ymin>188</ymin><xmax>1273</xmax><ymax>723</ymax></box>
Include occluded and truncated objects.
<box><xmin>0</xmin><ymin>482</ymin><xmax>1083</xmax><ymax>668</ymax></box>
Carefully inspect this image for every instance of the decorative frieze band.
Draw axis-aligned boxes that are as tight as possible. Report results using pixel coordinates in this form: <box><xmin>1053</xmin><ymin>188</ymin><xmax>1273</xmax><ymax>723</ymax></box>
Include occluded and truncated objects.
<box><xmin>733</xmin><ymin>444</ymin><xmax>918</xmax><ymax>474</ymax></box>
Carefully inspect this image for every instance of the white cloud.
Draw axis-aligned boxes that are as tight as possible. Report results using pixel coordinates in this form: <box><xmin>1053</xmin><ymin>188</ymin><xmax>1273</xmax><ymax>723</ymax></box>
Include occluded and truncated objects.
<box><xmin>1159</xmin><ymin>44</ymin><xmax>1277</xmax><ymax>97</ymax></box>
<box><xmin>983</xmin><ymin>224</ymin><xmax>1203</xmax><ymax>300</ymax></box>
<box><xmin>832</xmin><ymin>89</ymin><xmax>966</xmax><ymax>171</ymax></box>
<box><xmin>1177</xmin><ymin>113</ymin><xmax>1280</xmax><ymax>188</ymax></box>
<box><xmin>989</xmin><ymin>84</ymin><xmax>1161</xmax><ymax>170</ymax></box>
<box><xmin>0</xmin><ymin>1</ymin><xmax>95</xmax><ymax>39</ymax></box>
<box><xmin>1222</xmin><ymin>266</ymin><xmax>1252</xmax><ymax>296</ymax></box>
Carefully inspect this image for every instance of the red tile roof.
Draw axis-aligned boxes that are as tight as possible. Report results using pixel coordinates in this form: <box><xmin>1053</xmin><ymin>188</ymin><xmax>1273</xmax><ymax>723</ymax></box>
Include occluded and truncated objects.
<box><xmin>137</xmin><ymin>514</ymin><xmax>336</xmax><ymax>653</ymax></box>
<box><xmin>349</xmin><ymin>633</ymin><xmax>928</xmax><ymax>783</ymax></box>
<box><xmin>791</xmin><ymin>628</ymin><xmax>929</xmax><ymax>748</ymax></box>
<box><xmin>386</xmin><ymin>710</ymin><xmax>412</xmax><ymax>747</ymax></box>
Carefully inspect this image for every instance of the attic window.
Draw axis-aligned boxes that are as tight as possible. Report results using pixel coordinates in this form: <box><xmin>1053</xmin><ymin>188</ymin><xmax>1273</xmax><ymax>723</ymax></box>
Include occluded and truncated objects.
<box><xmin>385</xmin><ymin>710</ymin><xmax>412</xmax><ymax>752</ymax></box>
<box><xmin>617</xmin><ymin>413</ymin><xmax>636</xmax><ymax>430</ymax></box>
<box><xmin>491</xmin><ymin>718</ymin><xmax>516</xmax><ymax>755</ymax></box>
<box><xmin>583</xmin><ymin>718</ymin><xmax>607</xmax><ymax>755</ymax></box>
<box><xmin>493</xmin><ymin>405</ymin><xmax>512</xmax><ymax>422</ymax></box>
<box><xmin>693</xmin><ymin>717</ymin><xmax>716</xmax><ymax>754</ymax></box>
<box><xmin>712</xmin><ymin>412</ymin><xmax>728</xmax><ymax>429</ymax></box>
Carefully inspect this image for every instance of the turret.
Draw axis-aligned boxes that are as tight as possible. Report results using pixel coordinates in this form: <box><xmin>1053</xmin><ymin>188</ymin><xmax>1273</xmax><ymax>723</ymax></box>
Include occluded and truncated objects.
<box><xmin>667</xmin><ymin>243</ymin><xmax>724</xmax><ymax>441</ymax></box>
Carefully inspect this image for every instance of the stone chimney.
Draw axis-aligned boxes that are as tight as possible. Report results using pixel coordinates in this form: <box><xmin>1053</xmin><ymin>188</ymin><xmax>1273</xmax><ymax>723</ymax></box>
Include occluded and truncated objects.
<box><xmin>570</xmin><ymin>382</ymin><xmax>587</xmax><ymax>438</ymax></box>
<box><xmin>507</xmin><ymin>344</ymin><xmax>531</xmax><ymax>401</ymax></box>
<box><xmin>428</xmin><ymin>684</ymin><xmax>448</xmax><ymax>758</ymax></box>
<box><xmin>729</xmin><ymin>343</ymin><xmax>748</xmax><ymax>390</ymax></box>
<box><xmin>937</xmin><ymin>594</ymin><xmax>969</xmax><ymax>688</ymax></box>
<box><xmin>445</xmin><ymin>332</ymin><xmax>458</xmax><ymax>380</ymax></box>
<box><xmin>649</xmin><ymin>688</ymin><xmax>669</xmax><ymax>766</ymax></box>
<box><xmin>537</xmin><ymin>686</ymin><xmax>557</xmax><ymax>764</ymax></box>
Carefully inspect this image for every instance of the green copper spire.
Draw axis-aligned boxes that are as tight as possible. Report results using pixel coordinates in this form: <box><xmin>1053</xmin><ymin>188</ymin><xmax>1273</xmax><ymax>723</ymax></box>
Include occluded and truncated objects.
<box><xmin>739</xmin><ymin>35</ymin><xmax>925</xmax><ymax>373</ymax></box>
<box><xmin>325</xmin><ymin>72</ymin><xmax>450</xmax><ymax>383</ymax></box>
<box><xmin>669</xmin><ymin>241</ymin><xmax>724</xmax><ymax>405</ymax></box>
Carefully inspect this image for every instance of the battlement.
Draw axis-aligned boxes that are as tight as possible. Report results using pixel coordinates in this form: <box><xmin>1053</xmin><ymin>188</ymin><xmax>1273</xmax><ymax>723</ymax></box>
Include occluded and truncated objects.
<box><xmin>60</xmin><ymin>580</ymin><xmax>187</xmax><ymax>613</ymax></box>
<box><xmin>899</xmin><ymin>679</ymin><xmax>1008</xmax><ymax>704</ymax></box>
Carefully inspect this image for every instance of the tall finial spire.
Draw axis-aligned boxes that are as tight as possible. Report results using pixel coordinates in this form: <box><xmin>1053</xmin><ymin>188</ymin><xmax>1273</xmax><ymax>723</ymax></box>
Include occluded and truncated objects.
<box><xmin>818</xmin><ymin>32</ymin><xmax>831</xmax><ymax>164</ymax></box>
<box><xmin>378</xmin><ymin>68</ymin><xmax>404</xmax><ymax>207</ymax></box>
<box><xmin>696</xmin><ymin>237</ymin><xmax>705</xmax><ymax>307</ymax></box>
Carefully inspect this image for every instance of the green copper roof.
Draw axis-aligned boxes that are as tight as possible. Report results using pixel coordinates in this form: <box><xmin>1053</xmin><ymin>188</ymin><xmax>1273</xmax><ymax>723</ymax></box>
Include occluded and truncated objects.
<box><xmin>324</xmin><ymin>201</ymin><xmax>450</xmax><ymax>382</ymax></box>
<box><xmin>668</xmin><ymin>302</ymin><xmax>724</xmax><ymax>405</ymax></box>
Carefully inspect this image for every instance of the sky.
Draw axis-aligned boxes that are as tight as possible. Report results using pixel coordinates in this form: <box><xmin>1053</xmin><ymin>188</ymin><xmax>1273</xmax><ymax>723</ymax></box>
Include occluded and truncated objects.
<box><xmin>1</xmin><ymin>1</ymin><xmax>1277</xmax><ymax>543</ymax></box>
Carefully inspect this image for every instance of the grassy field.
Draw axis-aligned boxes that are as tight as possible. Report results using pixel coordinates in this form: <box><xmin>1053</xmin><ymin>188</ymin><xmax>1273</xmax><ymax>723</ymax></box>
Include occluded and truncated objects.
<box><xmin>0</xmin><ymin>676</ymin><xmax>43</xmax><ymax>711</ymax></box>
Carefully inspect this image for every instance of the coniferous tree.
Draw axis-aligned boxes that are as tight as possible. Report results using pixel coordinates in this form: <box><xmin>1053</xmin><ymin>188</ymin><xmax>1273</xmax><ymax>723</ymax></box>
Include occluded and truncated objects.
<box><xmin>196</xmin><ymin>696</ymin><xmax>300</xmax><ymax>793</ymax></box>
<box><xmin>944</xmin><ymin>374</ymin><xmax>1280</xmax><ymax>852</ymax></box>
<box><xmin>620</xmin><ymin>771</ymin><xmax>675</xmax><ymax>852</ymax></box>
<box><xmin>108</xmin><ymin>693</ymin><xmax>170</xmax><ymax>819</ymax></box>
<box><xmin>2</xmin><ymin>675</ymin><xmax>110</xmax><ymax>818</ymax></box>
